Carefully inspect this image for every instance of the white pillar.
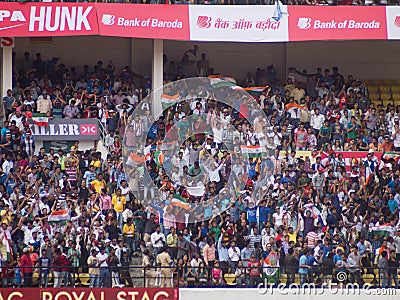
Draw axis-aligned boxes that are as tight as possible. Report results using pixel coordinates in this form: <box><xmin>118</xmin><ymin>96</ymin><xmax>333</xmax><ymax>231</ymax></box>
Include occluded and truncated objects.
<box><xmin>1</xmin><ymin>38</ymin><xmax>14</xmax><ymax>100</ymax></box>
<box><xmin>152</xmin><ymin>39</ymin><xmax>164</xmax><ymax>118</ymax></box>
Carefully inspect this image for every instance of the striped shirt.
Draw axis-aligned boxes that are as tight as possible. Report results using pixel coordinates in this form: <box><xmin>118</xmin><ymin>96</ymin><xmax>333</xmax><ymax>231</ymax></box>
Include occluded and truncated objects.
<box><xmin>306</xmin><ymin>231</ymin><xmax>319</xmax><ymax>249</ymax></box>
<box><xmin>248</xmin><ymin>234</ymin><xmax>262</xmax><ymax>253</ymax></box>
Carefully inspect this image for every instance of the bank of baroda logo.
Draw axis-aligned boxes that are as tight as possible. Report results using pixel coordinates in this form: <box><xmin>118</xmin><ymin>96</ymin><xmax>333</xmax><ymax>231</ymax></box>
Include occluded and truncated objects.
<box><xmin>197</xmin><ymin>16</ymin><xmax>212</xmax><ymax>29</ymax></box>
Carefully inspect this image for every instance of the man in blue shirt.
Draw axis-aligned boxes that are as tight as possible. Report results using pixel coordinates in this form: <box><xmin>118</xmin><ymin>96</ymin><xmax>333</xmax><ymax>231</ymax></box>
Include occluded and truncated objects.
<box><xmin>258</xmin><ymin>201</ymin><xmax>270</xmax><ymax>231</ymax></box>
<box><xmin>299</xmin><ymin>248</ymin><xmax>311</xmax><ymax>285</ymax></box>
<box><xmin>388</xmin><ymin>192</ymin><xmax>398</xmax><ymax>214</ymax></box>
<box><xmin>217</xmin><ymin>233</ymin><xmax>230</xmax><ymax>276</ymax></box>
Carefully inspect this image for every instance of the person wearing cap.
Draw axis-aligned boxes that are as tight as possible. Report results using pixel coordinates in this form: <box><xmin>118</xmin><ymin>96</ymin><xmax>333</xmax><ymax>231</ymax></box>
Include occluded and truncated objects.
<box><xmin>20</xmin><ymin>246</ymin><xmax>33</xmax><ymax>287</ymax></box>
<box><xmin>156</xmin><ymin>246</ymin><xmax>173</xmax><ymax>288</ymax></box>
<box><xmin>87</xmin><ymin>248</ymin><xmax>100</xmax><ymax>288</ymax></box>
<box><xmin>142</xmin><ymin>248</ymin><xmax>156</xmax><ymax>287</ymax></box>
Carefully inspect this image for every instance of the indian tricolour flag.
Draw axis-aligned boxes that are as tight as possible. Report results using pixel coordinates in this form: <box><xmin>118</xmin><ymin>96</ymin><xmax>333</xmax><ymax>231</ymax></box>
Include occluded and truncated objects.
<box><xmin>32</xmin><ymin>117</ymin><xmax>49</xmax><ymax>127</ymax></box>
<box><xmin>161</xmin><ymin>93</ymin><xmax>180</xmax><ymax>109</ymax></box>
<box><xmin>48</xmin><ymin>210</ymin><xmax>70</xmax><ymax>224</ymax></box>
<box><xmin>285</xmin><ymin>103</ymin><xmax>304</xmax><ymax>111</ymax></box>
<box><xmin>371</xmin><ymin>224</ymin><xmax>394</xmax><ymax>237</ymax></box>
<box><xmin>209</xmin><ymin>76</ymin><xmax>237</xmax><ymax>89</ymax></box>
<box><xmin>241</xmin><ymin>145</ymin><xmax>267</xmax><ymax>158</ymax></box>
<box><xmin>171</xmin><ymin>194</ymin><xmax>190</xmax><ymax>211</ymax></box>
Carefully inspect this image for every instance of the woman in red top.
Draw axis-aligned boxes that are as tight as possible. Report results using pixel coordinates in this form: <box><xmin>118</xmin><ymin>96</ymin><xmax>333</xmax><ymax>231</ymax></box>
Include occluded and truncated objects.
<box><xmin>20</xmin><ymin>247</ymin><xmax>33</xmax><ymax>287</ymax></box>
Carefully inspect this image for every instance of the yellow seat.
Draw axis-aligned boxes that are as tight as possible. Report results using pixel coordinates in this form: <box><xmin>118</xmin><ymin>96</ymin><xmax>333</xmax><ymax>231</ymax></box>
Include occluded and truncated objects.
<box><xmin>363</xmin><ymin>80</ymin><xmax>374</xmax><ymax>86</ymax></box>
<box><xmin>381</xmin><ymin>93</ymin><xmax>392</xmax><ymax>101</ymax></box>
<box><xmin>32</xmin><ymin>272</ymin><xmax>40</xmax><ymax>285</ymax></box>
<box><xmin>384</xmin><ymin>80</ymin><xmax>396</xmax><ymax>85</ymax></box>
<box><xmin>224</xmin><ymin>273</ymin><xmax>237</xmax><ymax>286</ymax></box>
<box><xmin>369</xmin><ymin>93</ymin><xmax>380</xmax><ymax>102</ymax></box>
<box><xmin>376</xmin><ymin>80</ymin><xmax>386</xmax><ymax>86</ymax></box>
<box><xmin>391</xmin><ymin>86</ymin><xmax>400</xmax><ymax>93</ymax></box>
<box><xmin>79</xmin><ymin>273</ymin><xmax>90</xmax><ymax>286</ymax></box>
<box><xmin>392</xmin><ymin>93</ymin><xmax>400</xmax><ymax>101</ymax></box>
<box><xmin>379</xmin><ymin>86</ymin><xmax>391</xmax><ymax>93</ymax></box>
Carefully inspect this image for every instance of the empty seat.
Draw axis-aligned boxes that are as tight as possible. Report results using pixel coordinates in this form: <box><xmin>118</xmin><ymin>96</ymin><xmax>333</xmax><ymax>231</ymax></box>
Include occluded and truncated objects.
<box><xmin>379</xmin><ymin>86</ymin><xmax>391</xmax><ymax>93</ymax></box>
<box><xmin>369</xmin><ymin>93</ymin><xmax>380</xmax><ymax>102</ymax></box>
<box><xmin>391</xmin><ymin>86</ymin><xmax>400</xmax><ymax>93</ymax></box>
<box><xmin>224</xmin><ymin>273</ymin><xmax>237</xmax><ymax>286</ymax></box>
<box><xmin>392</xmin><ymin>93</ymin><xmax>400</xmax><ymax>101</ymax></box>
<box><xmin>79</xmin><ymin>273</ymin><xmax>90</xmax><ymax>286</ymax></box>
<box><xmin>381</xmin><ymin>93</ymin><xmax>392</xmax><ymax>101</ymax></box>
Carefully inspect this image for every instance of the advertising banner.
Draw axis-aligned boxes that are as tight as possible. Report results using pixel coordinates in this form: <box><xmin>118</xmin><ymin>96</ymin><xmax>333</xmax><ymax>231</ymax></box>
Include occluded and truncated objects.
<box><xmin>386</xmin><ymin>6</ymin><xmax>400</xmax><ymax>39</ymax></box>
<box><xmin>0</xmin><ymin>4</ymin><xmax>397</xmax><ymax>42</ymax></box>
<box><xmin>288</xmin><ymin>6</ymin><xmax>387</xmax><ymax>41</ymax></box>
<box><xmin>188</xmin><ymin>5</ymin><xmax>289</xmax><ymax>42</ymax></box>
<box><xmin>29</xmin><ymin>118</ymin><xmax>100</xmax><ymax>141</ymax></box>
<box><xmin>0</xmin><ymin>288</ymin><xmax>178</xmax><ymax>300</ymax></box>
<box><xmin>0</xmin><ymin>3</ymin><xmax>98</xmax><ymax>36</ymax></box>
<box><xmin>96</xmin><ymin>3</ymin><xmax>190</xmax><ymax>40</ymax></box>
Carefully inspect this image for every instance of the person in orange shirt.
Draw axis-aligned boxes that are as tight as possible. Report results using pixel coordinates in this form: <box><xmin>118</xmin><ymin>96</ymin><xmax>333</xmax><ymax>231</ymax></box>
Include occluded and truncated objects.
<box><xmin>378</xmin><ymin>135</ymin><xmax>393</xmax><ymax>152</ymax></box>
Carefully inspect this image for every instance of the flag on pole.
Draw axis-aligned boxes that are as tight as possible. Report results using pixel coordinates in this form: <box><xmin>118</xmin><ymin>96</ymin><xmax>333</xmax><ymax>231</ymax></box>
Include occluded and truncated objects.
<box><xmin>171</xmin><ymin>194</ymin><xmax>190</xmax><ymax>210</ymax></box>
<box><xmin>32</xmin><ymin>117</ymin><xmax>49</xmax><ymax>127</ymax></box>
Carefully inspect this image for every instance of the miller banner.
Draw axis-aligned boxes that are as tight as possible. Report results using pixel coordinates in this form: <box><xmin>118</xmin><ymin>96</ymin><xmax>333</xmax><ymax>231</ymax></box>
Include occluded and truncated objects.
<box><xmin>29</xmin><ymin>118</ymin><xmax>100</xmax><ymax>141</ymax></box>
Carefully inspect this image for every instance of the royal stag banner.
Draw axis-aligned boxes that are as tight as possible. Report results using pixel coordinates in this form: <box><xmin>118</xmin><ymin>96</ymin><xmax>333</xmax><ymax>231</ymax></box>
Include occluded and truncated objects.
<box><xmin>29</xmin><ymin>118</ymin><xmax>100</xmax><ymax>141</ymax></box>
<box><xmin>0</xmin><ymin>3</ymin><xmax>98</xmax><ymax>36</ymax></box>
<box><xmin>0</xmin><ymin>288</ymin><xmax>178</xmax><ymax>300</ymax></box>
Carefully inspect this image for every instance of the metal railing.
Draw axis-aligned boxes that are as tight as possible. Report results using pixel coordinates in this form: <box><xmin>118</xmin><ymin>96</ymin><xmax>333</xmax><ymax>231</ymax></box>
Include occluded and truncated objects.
<box><xmin>3</xmin><ymin>265</ymin><xmax>399</xmax><ymax>289</ymax></box>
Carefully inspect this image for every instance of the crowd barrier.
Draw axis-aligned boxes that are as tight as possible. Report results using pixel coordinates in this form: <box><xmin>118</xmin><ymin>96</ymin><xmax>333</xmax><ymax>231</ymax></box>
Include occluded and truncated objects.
<box><xmin>0</xmin><ymin>3</ymin><xmax>399</xmax><ymax>42</ymax></box>
<box><xmin>3</xmin><ymin>265</ymin><xmax>400</xmax><ymax>289</ymax></box>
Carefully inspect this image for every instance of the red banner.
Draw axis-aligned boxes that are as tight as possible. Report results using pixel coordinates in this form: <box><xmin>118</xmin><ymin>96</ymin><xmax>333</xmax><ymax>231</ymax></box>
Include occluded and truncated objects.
<box><xmin>0</xmin><ymin>4</ymin><xmax>396</xmax><ymax>42</ymax></box>
<box><xmin>288</xmin><ymin>6</ymin><xmax>387</xmax><ymax>41</ymax></box>
<box><xmin>96</xmin><ymin>4</ymin><xmax>190</xmax><ymax>40</ymax></box>
<box><xmin>0</xmin><ymin>288</ymin><xmax>178</xmax><ymax>300</ymax></box>
<box><xmin>0</xmin><ymin>3</ymin><xmax>98</xmax><ymax>37</ymax></box>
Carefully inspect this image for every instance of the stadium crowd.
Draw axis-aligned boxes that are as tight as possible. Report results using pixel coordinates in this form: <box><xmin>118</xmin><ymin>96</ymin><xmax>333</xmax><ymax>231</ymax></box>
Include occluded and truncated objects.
<box><xmin>0</xmin><ymin>50</ymin><xmax>399</xmax><ymax>290</ymax></box>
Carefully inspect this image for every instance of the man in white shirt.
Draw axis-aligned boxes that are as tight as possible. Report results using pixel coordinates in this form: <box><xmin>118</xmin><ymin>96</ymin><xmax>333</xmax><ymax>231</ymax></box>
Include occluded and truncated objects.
<box><xmin>228</xmin><ymin>240</ymin><xmax>241</xmax><ymax>270</ymax></box>
<box><xmin>151</xmin><ymin>225</ymin><xmax>166</xmax><ymax>257</ymax></box>
<box><xmin>310</xmin><ymin>108</ymin><xmax>325</xmax><ymax>136</ymax></box>
<box><xmin>2</xmin><ymin>155</ymin><xmax>13</xmax><ymax>175</ymax></box>
<box><xmin>97</xmin><ymin>247</ymin><xmax>110</xmax><ymax>287</ymax></box>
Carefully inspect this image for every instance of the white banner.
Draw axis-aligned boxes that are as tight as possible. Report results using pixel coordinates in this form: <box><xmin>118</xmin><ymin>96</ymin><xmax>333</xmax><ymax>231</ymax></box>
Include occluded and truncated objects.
<box><xmin>386</xmin><ymin>7</ymin><xmax>400</xmax><ymax>39</ymax></box>
<box><xmin>189</xmin><ymin>5</ymin><xmax>289</xmax><ymax>42</ymax></box>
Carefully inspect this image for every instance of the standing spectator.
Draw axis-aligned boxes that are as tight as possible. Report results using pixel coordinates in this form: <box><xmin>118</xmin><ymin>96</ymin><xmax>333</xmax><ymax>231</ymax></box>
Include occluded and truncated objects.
<box><xmin>378</xmin><ymin>250</ymin><xmax>388</xmax><ymax>288</ymax></box>
<box><xmin>97</xmin><ymin>247</ymin><xmax>110</xmax><ymax>288</ymax></box>
<box><xmin>87</xmin><ymin>249</ymin><xmax>100</xmax><ymax>288</ymax></box>
<box><xmin>20</xmin><ymin>247</ymin><xmax>33</xmax><ymax>287</ymax></box>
